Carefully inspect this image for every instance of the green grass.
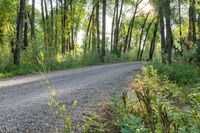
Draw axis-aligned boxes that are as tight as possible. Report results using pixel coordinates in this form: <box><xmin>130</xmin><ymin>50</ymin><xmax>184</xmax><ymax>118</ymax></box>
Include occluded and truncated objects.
<box><xmin>152</xmin><ymin>63</ymin><xmax>200</xmax><ymax>85</ymax></box>
<box><xmin>0</xmin><ymin>52</ymin><xmax>136</xmax><ymax>79</ymax></box>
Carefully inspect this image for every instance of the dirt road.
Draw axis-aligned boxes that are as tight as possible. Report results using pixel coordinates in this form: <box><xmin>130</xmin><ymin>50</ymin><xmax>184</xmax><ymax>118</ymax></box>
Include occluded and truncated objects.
<box><xmin>0</xmin><ymin>62</ymin><xmax>145</xmax><ymax>132</ymax></box>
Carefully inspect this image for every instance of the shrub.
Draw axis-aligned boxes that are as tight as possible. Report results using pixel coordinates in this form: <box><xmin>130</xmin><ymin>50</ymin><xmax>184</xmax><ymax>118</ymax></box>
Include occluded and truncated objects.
<box><xmin>115</xmin><ymin>66</ymin><xmax>200</xmax><ymax>133</ymax></box>
<box><xmin>153</xmin><ymin>63</ymin><xmax>200</xmax><ymax>85</ymax></box>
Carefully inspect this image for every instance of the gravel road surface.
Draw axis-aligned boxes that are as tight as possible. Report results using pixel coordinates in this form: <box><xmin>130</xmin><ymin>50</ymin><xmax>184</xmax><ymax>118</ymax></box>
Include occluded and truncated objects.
<box><xmin>0</xmin><ymin>62</ymin><xmax>145</xmax><ymax>133</ymax></box>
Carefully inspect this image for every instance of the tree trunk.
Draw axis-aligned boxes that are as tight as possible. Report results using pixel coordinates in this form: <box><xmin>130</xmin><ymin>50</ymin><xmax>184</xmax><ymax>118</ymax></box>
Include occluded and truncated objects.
<box><xmin>158</xmin><ymin>7</ymin><xmax>166</xmax><ymax>63</ymax></box>
<box><xmin>149</xmin><ymin>21</ymin><xmax>158</xmax><ymax>61</ymax></box>
<box><xmin>50</xmin><ymin>0</ymin><xmax>54</xmax><ymax>49</ymax></box>
<box><xmin>124</xmin><ymin>0</ymin><xmax>141</xmax><ymax>53</ymax></box>
<box><xmin>62</xmin><ymin>0</ymin><xmax>67</xmax><ymax>55</ymax></box>
<box><xmin>178</xmin><ymin>0</ymin><xmax>183</xmax><ymax>52</ymax></box>
<box><xmin>101</xmin><ymin>0</ymin><xmax>106</xmax><ymax>61</ymax></box>
<box><xmin>139</xmin><ymin>16</ymin><xmax>157</xmax><ymax>60</ymax></box>
<box><xmin>54</xmin><ymin>0</ymin><xmax>59</xmax><ymax>56</ymax></box>
<box><xmin>165</xmin><ymin>0</ymin><xmax>173</xmax><ymax>64</ymax></box>
<box><xmin>41</xmin><ymin>0</ymin><xmax>47</xmax><ymax>47</ymax></box>
<box><xmin>188</xmin><ymin>0</ymin><xmax>196</xmax><ymax>42</ymax></box>
<box><xmin>111</xmin><ymin>4</ymin><xmax>116</xmax><ymax>52</ymax></box>
<box><xmin>113</xmin><ymin>0</ymin><xmax>119</xmax><ymax>54</ymax></box>
<box><xmin>24</xmin><ymin>11</ymin><xmax>28</xmax><ymax>49</ymax></box>
<box><xmin>96</xmin><ymin>1</ymin><xmax>100</xmax><ymax>56</ymax></box>
<box><xmin>70</xmin><ymin>0</ymin><xmax>74</xmax><ymax>51</ymax></box>
<box><xmin>137</xmin><ymin>12</ymin><xmax>150</xmax><ymax>60</ymax></box>
<box><xmin>14</xmin><ymin>0</ymin><xmax>26</xmax><ymax>65</ymax></box>
<box><xmin>44</xmin><ymin>0</ymin><xmax>50</xmax><ymax>49</ymax></box>
<box><xmin>31</xmin><ymin>0</ymin><xmax>35</xmax><ymax>39</ymax></box>
<box><xmin>85</xmin><ymin>5</ymin><xmax>96</xmax><ymax>53</ymax></box>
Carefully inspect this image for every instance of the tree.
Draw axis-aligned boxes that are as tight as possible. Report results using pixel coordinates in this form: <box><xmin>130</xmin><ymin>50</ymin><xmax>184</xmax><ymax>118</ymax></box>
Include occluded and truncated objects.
<box><xmin>96</xmin><ymin>0</ymin><xmax>100</xmax><ymax>56</ymax></box>
<box><xmin>137</xmin><ymin>12</ymin><xmax>150</xmax><ymax>60</ymax></box>
<box><xmin>31</xmin><ymin>0</ymin><xmax>35</xmax><ymax>39</ymax></box>
<box><xmin>149</xmin><ymin>21</ymin><xmax>159</xmax><ymax>60</ymax></box>
<box><xmin>124</xmin><ymin>0</ymin><xmax>142</xmax><ymax>53</ymax></box>
<box><xmin>188</xmin><ymin>0</ymin><xmax>196</xmax><ymax>43</ymax></box>
<box><xmin>101</xmin><ymin>0</ymin><xmax>106</xmax><ymax>61</ymax></box>
<box><xmin>14</xmin><ymin>0</ymin><xmax>26</xmax><ymax>65</ymax></box>
<box><xmin>165</xmin><ymin>0</ymin><xmax>173</xmax><ymax>64</ymax></box>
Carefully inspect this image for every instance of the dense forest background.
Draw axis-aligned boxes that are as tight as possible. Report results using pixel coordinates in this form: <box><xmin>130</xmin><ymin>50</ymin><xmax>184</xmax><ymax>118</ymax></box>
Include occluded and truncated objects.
<box><xmin>0</xmin><ymin>0</ymin><xmax>200</xmax><ymax>77</ymax></box>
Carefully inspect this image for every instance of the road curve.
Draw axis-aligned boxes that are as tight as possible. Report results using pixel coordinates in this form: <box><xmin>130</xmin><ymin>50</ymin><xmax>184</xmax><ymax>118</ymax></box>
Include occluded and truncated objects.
<box><xmin>0</xmin><ymin>62</ymin><xmax>145</xmax><ymax>133</ymax></box>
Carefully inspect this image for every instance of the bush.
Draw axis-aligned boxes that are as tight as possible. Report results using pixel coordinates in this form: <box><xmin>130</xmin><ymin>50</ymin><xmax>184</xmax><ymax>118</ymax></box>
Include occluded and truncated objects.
<box><xmin>153</xmin><ymin>63</ymin><xmax>200</xmax><ymax>85</ymax></box>
<box><xmin>113</xmin><ymin>66</ymin><xmax>200</xmax><ymax>133</ymax></box>
<box><xmin>104</xmin><ymin>53</ymin><xmax>119</xmax><ymax>63</ymax></box>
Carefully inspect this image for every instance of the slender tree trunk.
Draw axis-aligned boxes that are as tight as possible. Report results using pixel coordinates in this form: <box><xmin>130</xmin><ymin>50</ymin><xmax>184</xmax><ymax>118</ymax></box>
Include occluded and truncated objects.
<box><xmin>198</xmin><ymin>12</ymin><xmax>200</xmax><ymax>35</ymax></box>
<box><xmin>149</xmin><ymin>21</ymin><xmax>158</xmax><ymax>61</ymax></box>
<box><xmin>188</xmin><ymin>0</ymin><xmax>196</xmax><ymax>42</ymax></box>
<box><xmin>31</xmin><ymin>0</ymin><xmax>35</xmax><ymax>39</ymax></box>
<box><xmin>158</xmin><ymin>7</ymin><xmax>166</xmax><ymax>63</ymax></box>
<box><xmin>54</xmin><ymin>0</ymin><xmax>59</xmax><ymax>56</ymax></box>
<box><xmin>88</xmin><ymin>29</ymin><xmax>92</xmax><ymax>51</ymax></box>
<box><xmin>127</xmin><ymin>5</ymin><xmax>139</xmax><ymax>52</ymax></box>
<box><xmin>85</xmin><ymin>5</ymin><xmax>96</xmax><ymax>53</ymax></box>
<box><xmin>24</xmin><ymin>11</ymin><xmax>28</xmax><ymax>49</ymax></box>
<box><xmin>50</xmin><ymin>0</ymin><xmax>54</xmax><ymax>50</ymax></box>
<box><xmin>41</xmin><ymin>0</ymin><xmax>47</xmax><ymax>47</ymax></box>
<box><xmin>111</xmin><ymin>4</ymin><xmax>116</xmax><ymax>52</ymax></box>
<box><xmin>92</xmin><ymin>14</ymin><xmax>96</xmax><ymax>53</ymax></box>
<box><xmin>62</xmin><ymin>0</ymin><xmax>67</xmax><ymax>55</ymax></box>
<box><xmin>113</xmin><ymin>0</ymin><xmax>119</xmax><ymax>54</ymax></box>
<box><xmin>96</xmin><ymin>1</ymin><xmax>100</xmax><ymax>56</ymax></box>
<box><xmin>44</xmin><ymin>0</ymin><xmax>50</xmax><ymax>49</ymax></box>
<box><xmin>139</xmin><ymin>16</ymin><xmax>157</xmax><ymax>60</ymax></box>
<box><xmin>14</xmin><ymin>0</ymin><xmax>26</xmax><ymax>65</ymax></box>
<box><xmin>178</xmin><ymin>0</ymin><xmax>183</xmax><ymax>52</ymax></box>
<box><xmin>137</xmin><ymin>12</ymin><xmax>150</xmax><ymax>60</ymax></box>
<box><xmin>124</xmin><ymin>0</ymin><xmax>141</xmax><ymax>53</ymax></box>
<box><xmin>70</xmin><ymin>0</ymin><xmax>74</xmax><ymax>51</ymax></box>
<box><xmin>101</xmin><ymin>0</ymin><xmax>106</xmax><ymax>61</ymax></box>
<box><xmin>192</xmin><ymin>0</ymin><xmax>196</xmax><ymax>42</ymax></box>
<box><xmin>165</xmin><ymin>0</ymin><xmax>173</xmax><ymax>64</ymax></box>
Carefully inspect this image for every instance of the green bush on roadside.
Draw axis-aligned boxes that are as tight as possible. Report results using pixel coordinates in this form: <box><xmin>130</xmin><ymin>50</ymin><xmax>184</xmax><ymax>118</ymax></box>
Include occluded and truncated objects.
<box><xmin>153</xmin><ymin>63</ymin><xmax>200</xmax><ymax>85</ymax></box>
<box><xmin>113</xmin><ymin>65</ymin><xmax>200</xmax><ymax>133</ymax></box>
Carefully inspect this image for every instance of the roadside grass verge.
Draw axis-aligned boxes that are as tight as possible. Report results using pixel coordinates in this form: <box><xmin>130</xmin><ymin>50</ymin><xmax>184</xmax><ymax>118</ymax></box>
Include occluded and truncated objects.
<box><xmin>0</xmin><ymin>52</ymin><xmax>136</xmax><ymax>79</ymax></box>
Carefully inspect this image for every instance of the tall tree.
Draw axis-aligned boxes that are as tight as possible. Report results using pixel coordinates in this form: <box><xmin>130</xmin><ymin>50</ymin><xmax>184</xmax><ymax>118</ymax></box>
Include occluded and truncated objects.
<box><xmin>101</xmin><ymin>0</ymin><xmax>106</xmax><ymax>60</ymax></box>
<box><xmin>158</xmin><ymin>1</ymin><xmax>166</xmax><ymax>63</ymax></box>
<box><xmin>61</xmin><ymin>0</ymin><xmax>67</xmax><ymax>54</ymax></box>
<box><xmin>188</xmin><ymin>0</ymin><xmax>196</xmax><ymax>43</ymax></box>
<box><xmin>14</xmin><ymin>0</ymin><xmax>26</xmax><ymax>65</ymax></box>
<box><xmin>96</xmin><ymin>0</ymin><xmax>100</xmax><ymax>56</ymax></box>
<box><xmin>149</xmin><ymin>21</ymin><xmax>159</xmax><ymax>60</ymax></box>
<box><xmin>31</xmin><ymin>0</ymin><xmax>35</xmax><ymax>39</ymax></box>
<box><xmin>137</xmin><ymin>12</ymin><xmax>150</xmax><ymax>60</ymax></box>
<box><xmin>165</xmin><ymin>0</ymin><xmax>173</xmax><ymax>64</ymax></box>
<box><xmin>124</xmin><ymin>0</ymin><xmax>142</xmax><ymax>53</ymax></box>
<box><xmin>24</xmin><ymin>11</ymin><xmax>28</xmax><ymax>49</ymax></box>
<box><xmin>139</xmin><ymin>16</ymin><xmax>157</xmax><ymax>60</ymax></box>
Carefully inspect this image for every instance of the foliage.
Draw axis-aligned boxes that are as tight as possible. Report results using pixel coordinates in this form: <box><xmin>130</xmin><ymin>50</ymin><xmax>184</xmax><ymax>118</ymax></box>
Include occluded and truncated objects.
<box><xmin>82</xmin><ymin>114</ymin><xmax>104</xmax><ymax>133</ymax></box>
<box><xmin>47</xmin><ymin>78</ymin><xmax>77</xmax><ymax>133</ymax></box>
<box><xmin>0</xmin><ymin>49</ymin><xmax>138</xmax><ymax>78</ymax></box>
<box><xmin>109</xmin><ymin>65</ymin><xmax>200</xmax><ymax>133</ymax></box>
<box><xmin>45</xmin><ymin>62</ymin><xmax>200</xmax><ymax>133</ymax></box>
<box><xmin>152</xmin><ymin>63</ymin><xmax>200</xmax><ymax>85</ymax></box>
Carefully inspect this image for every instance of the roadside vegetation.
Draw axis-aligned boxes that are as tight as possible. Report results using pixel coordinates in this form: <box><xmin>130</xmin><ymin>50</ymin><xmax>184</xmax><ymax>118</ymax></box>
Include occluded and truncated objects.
<box><xmin>0</xmin><ymin>52</ymin><xmax>135</xmax><ymax>78</ymax></box>
<box><xmin>75</xmin><ymin>64</ymin><xmax>200</xmax><ymax>133</ymax></box>
<box><xmin>1</xmin><ymin>0</ymin><xmax>200</xmax><ymax>132</ymax></box>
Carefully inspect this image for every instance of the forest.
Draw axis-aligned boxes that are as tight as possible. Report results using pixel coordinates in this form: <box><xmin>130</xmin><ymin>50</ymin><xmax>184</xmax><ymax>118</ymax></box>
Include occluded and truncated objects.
<box><xmin>0</xmin><ymin>0</ymin><xmax>200</xmax><ymax>132</ymax></box>
<box><xmin>0</xmin><ymin>0</ymin><xmax>199</xmax><ymax>76</ymax></box>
